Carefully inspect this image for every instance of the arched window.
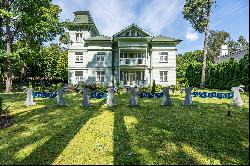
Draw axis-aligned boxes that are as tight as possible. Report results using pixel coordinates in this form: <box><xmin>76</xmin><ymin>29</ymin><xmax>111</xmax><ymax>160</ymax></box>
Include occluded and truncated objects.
<box><xmin>125</xmin><ymin>32</ymin><xmax>130</xmax><ymax>36</ymax></box>
<box><xmin>136</xmin><ymin>31</ymin><xmax>141</xmax><ymax>36</ymax></box>
<box><xmin>131</xmin><ymin>30</ymin><xmax>135</xmax><ymax>36</ymax></box>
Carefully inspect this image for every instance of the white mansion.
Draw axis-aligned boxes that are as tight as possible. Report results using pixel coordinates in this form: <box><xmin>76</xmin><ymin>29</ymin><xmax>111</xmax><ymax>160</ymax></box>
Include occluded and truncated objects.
<box><xmin>67</xmin><ymin>11</ymin><xmax>182</xmax><ymax>86</ymax></box>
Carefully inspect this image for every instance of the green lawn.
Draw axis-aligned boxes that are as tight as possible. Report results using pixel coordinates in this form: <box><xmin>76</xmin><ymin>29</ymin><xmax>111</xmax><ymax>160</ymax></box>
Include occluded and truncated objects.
<box><xmin>0</xmin><ymin>90</ymin><xmax>249</xmax><ymax>165</ymax></box>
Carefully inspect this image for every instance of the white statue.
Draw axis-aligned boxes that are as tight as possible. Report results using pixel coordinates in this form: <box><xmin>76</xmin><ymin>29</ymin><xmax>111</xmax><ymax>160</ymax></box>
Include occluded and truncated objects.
<box><xmin>231</xmin><ymin>87</ymin><xmax>244</xmax><ymax>107</ymax></box>
<box><xmin>25</xmin><ymin>88</ymin><xmax>36</xmax><ymax>106</ymax></box>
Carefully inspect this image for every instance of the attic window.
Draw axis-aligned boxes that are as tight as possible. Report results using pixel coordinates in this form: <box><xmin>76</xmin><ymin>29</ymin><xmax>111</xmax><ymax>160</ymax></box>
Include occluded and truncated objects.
<box><xmin>125</xmin><ymin>32</ymin><xmax>130</xmax><ymax>36</ymax></box>
<box><xmin>136</xmin><ymin>32</ymin><xmax>141</xmax><ymax>36</ymax></box>
<box><xmin>131</xmin><ymin>30</ymin><xmax>135</xmax><ymax>36</ymax></box>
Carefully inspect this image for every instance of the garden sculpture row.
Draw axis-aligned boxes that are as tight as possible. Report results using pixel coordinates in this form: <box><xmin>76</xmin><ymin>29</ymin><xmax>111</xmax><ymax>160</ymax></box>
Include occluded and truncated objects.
<box><xmin>24</xmin><ymin>86</ymin><xmax>244</xmax><ymax>108</ymax></box>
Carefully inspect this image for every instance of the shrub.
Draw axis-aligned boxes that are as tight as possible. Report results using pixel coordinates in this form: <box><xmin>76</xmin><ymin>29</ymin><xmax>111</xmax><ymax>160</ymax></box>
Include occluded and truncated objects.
<box><xmin>185</xmin><ymin>54</ymin><xmax>249</xmax><ymax>91</ymax></box>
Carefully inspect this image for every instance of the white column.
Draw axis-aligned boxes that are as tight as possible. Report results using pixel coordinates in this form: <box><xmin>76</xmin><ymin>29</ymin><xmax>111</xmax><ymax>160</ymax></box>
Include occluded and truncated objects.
<box><xmin>118</xmin><ymin>48</ymin><xmax>120</xmax><ymax>84</ymax></box>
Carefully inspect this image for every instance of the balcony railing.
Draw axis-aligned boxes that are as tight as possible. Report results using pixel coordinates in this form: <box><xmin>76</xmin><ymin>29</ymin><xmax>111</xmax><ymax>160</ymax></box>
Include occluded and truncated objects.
<box><xmin>120</xmin><ymin>58</ymin><xmax>146</xmax><ymax>66</ymax></box>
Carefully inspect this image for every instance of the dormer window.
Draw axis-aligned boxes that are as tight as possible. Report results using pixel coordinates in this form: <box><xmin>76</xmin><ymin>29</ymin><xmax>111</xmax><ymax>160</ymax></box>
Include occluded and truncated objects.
<box><xmin>76</xmin><ymin>33</ymin><xmax>83</xmax><ymax>41</ymax></box>
<box><xmin>125</xmin><ymin>32</ymin><xmax>130</xmax><ymax>36</ymax></box>
<box><xmin>131</xmin><ymin>30</ymin><xmax>135</xmax><ymax>36</ymax></box>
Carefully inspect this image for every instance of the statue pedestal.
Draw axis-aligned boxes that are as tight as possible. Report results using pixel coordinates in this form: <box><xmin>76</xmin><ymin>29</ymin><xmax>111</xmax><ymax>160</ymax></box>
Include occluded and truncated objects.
<box><xmin>162</xmin><ymin>87</ymin><xmax>172</xmax><ymax>106</ymax></box>
<box><xmin>107</xmin><ymin>87</ymin><xmax>115</xmax><ymax>107</ymax></box>
<box><xmin>129</xmin><ymin>87</ymin><xmax>139</xmax><ymax>106</ymax></box>
<box><xmin>57</xmin><ymin>87</ymin><xmax>66</xmax><ymax>106</ymax></box>
<box><xmin>82</xmin><ymin>88</ymin><xmax>91</xmax><ymax>107</ymax></box>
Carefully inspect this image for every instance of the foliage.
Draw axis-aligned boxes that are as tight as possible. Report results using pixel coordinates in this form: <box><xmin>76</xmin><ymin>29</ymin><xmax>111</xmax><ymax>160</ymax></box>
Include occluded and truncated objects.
<box><xmin>0</xmin><ymin>91</ymin><xmax>249</xmax><ymax>164</ymax></box>
<box><xmin>185</xmin><ymin>62</ymin><xmax>202</xmax><ymax>87</ymax></box>
<box><xmin>207</xmin><ymin>30</ymin><xmax>230</xmax><ymax>62</ymax></box>
<box><xmin>1</xmin><ymin>0</ymin><xmax>65</xmax><ymax>91</ymax></box>
<box><xmin>182</xmin><ymin>0</ymin><xmax>215</xmax><ymax>33</ymax></box>
<box><xmin>138</xmin><ymin>84</ymin><xmax>162</xmax><ymax>93</ymax></box>
<box><xmin>79</xmin><ymin>82</ymin><xmax>108</xmax><ymax>92</ymax></box>
<box><xmin>185</xmin><ymin>54</ymin><xmax>249</xmax><ymax>91</ymax></box>
<box><xmin>176</xmin><ymin>50</ymin><xmax>203</xmax><ymax>83</ymax></box>
<box><xmin>182</xmin><ymin>0</ymin><xmax>215</xmax><ymax>88</ymax></box>
<box><xmin>59</xmin><ymin>32</ymin><xmax>70</xmax><ymax>45</ymax></box>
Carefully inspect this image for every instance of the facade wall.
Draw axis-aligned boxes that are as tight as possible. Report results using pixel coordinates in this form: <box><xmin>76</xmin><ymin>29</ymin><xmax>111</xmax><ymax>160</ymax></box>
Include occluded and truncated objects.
<box><xmin>151</xmin><ymin>68</ymin><xmax>176</xmax><ymax>86</ymax></box>
<box><xmin>68</xmin><ymin>32</ymin><xmax>178</xmax><ymax>86</ymax></box>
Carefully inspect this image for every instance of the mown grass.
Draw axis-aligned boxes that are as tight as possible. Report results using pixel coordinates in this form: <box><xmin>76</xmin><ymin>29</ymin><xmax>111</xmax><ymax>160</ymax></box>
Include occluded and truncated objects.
<box><xmin>0</xmin><ymin>89</ymin><xmax>249</xmax><ymax>165</ymax></box>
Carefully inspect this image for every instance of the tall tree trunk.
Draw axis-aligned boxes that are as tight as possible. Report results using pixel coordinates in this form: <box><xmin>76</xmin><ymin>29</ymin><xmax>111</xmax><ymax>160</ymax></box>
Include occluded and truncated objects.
<box><xmin>5</xmin><ymin>0</ymin><xmax>12</xmax><ymax>92</ymax></box>
<box><xmin>200</xmin><ymin>14</ymin><xmax>210</xmax><ymax>88</ymax></box>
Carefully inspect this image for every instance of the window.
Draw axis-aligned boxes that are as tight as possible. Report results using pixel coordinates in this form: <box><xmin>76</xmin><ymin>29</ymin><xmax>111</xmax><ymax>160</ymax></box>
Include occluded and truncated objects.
<box><xmin>159</xmin><ymin>52</ymin><xmax>168</xmax><ymax>62</ymax></box>
<box><xmin>125</xmin><ymin>59</ymin><xmax>131</xmax><ymax>65</ymax></box>
<box><xmin>75</xmin><ymin>71</ymin><xmax>83</xmax><ymax>82</ymax></box>
<box><xmin>97</xmin><ymin>52</ymin><xmax>106</xmax><ymax>62</ymax></box>
<box><xmin>131</xmin><ymin>30</ymin><xmax>135</xmax><ymax>36</ymax></box>
<box><xmin>160</xmin><ymin>71</ymin><xmax>168</xmax><ymax>82</ymax></box>
<box><xmin>138</xmin><ymin>59</ymin><xmax>143</xmax><ymax>64</ymax></box>
<box><xmin>76</xmin><ymin>33</ymin><xmax>83</xmax><ymax>41</ymax></box>
<box><xmin>125</xmin><ymin>32</ymin><xmax>130</xmax><ymax>36</ymax></box>
<box><xmin>136</xmin><ymin>31</ymin><xmax>141</xmax><ymax>36</ymax></box>
<box><xmin>159</xmin><ymin>52</ymin><xmax>168</xmax><ymax>55</ymax></box>
<box><xmin>129</xmin><ymin>53</ymin><xmax>134</xmax><ymax>58</ymax></box>
<box><xmin>96</xmin><ymin>71</ymin><xmax>105</xmax><ymax>82</ymax></box>
<box><xmin>75</xmin><ymin>52</ymin><xmax>83</xmax><ymax>63</ymax></box>
<box><xmin>120</xmin><ymin>53</ymin><xmax>123</xmax><ymax>58</ymax></box>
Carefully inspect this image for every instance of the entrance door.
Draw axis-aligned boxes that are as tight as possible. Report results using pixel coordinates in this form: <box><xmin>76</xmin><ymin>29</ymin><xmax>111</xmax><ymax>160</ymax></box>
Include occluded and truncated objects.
<box><xmin>129</xmin><ymin>72</ymin><xmax>136</xmax><ymax>85</ymax></box>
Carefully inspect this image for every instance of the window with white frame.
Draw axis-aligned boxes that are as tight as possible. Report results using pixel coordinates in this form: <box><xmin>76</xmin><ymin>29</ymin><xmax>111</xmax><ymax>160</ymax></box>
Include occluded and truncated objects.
<box><xmin>75</xmin><ymin>52</ymin><xmax>83</xmax><ymax>63</ymax></box>
<box><xmin>159</xmin><ymin>52</ymin><xmax>168</xmax><ymax>62</ymax></box>
<box><xmin>75</xmin><ymin>71</ymin><xmax>83</xmax><ymax>82</ymax></box>
<box><xmin>76</xmin><ymin>33</ymin><xmax>83</xmax><ymax>42</ymax></box>
<box><xmin>96</xmin><ymin>71</ymin><xmax>105</xmax><ymax>82</ymax></box>
<box><xmin>96</xmin><ymin>52</ymin><xmax>106</xmax><ymax>62</ymax></box>
<box><xmin>160</xmin><ymin>71</ymin><xmax>168</xmax><ymax>82</ymax></box>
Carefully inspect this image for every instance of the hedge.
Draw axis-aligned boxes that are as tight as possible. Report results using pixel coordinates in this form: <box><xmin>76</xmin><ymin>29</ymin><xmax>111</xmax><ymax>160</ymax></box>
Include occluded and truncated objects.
<box><xmin>185</xmin><ymin>54</ymin><xmax>249</xmax><ymax>91</ymax></box>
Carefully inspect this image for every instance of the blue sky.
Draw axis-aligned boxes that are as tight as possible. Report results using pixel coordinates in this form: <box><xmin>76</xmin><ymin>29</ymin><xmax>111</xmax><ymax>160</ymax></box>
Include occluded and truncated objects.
<box><xmin>52</xmin><ymin>0</ymin><xmax>249</xmax><ymax>54</ymax></box>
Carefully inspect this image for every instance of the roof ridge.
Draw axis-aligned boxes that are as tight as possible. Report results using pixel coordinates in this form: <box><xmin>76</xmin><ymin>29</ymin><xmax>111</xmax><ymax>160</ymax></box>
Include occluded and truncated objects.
<box><xmin>113</xmin><ymin>23</ymin><xmax>153</xmax><ymax>37</ymax></box>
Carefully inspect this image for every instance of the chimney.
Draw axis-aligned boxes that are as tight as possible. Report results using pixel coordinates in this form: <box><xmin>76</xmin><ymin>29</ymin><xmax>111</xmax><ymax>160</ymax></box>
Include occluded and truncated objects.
<box><xmin>219</xmin><ymin>45</ymin><xmax>228</xmax><ymax>57</ymax></box>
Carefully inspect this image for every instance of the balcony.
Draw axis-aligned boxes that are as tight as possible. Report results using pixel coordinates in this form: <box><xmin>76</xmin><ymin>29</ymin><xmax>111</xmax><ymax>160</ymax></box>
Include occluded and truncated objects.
<box><xmin>120</xmin><ymin>58</ymin><xmax>147</xmax><ymax>66</ymax></box>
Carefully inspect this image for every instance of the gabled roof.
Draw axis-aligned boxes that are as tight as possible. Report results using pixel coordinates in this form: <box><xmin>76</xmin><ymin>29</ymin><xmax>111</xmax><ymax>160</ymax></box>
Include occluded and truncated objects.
<box><xmin>85</xmin><ymin>35</ymin><xmax>112</xmax><ymax>41</ymax></box>
<box><xmin>113</xmin><ymin>23</ymin><xmax>153</xmax><ymax>37</ymax></box>
<box><xmin>152</xmin><ymin>35</ymin><xmax>182</xmax><ymax>43</ymax></box>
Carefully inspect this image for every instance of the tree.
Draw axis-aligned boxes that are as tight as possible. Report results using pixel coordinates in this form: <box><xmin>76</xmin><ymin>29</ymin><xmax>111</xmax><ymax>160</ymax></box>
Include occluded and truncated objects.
<box><xmin>176</xmin><ymin>50</ymin><xmax>203</xmax><ymax>83</ymax></box>
<box><xmin>207</xmin><ymin>30</ymin><xmax>230</xmax><ymax>62</ymax></box>
<box><xmin>1</xmin><ymin>0</ymin><xmax>64</xmax><ymax>92</ymax></box>
<box><xmin>237</xmin><ymin>35</ymin><xmax>249</xmax><ymax>51</ymax></box>
<box><xmin>227</xmin><ymin>35</ymin><xmax>249</xmax><ymax>55</ymax></box>
<box><xmin>183</xmin><ymin>0</ymin><xmax>216</xmax><ymax>88</ymax></box>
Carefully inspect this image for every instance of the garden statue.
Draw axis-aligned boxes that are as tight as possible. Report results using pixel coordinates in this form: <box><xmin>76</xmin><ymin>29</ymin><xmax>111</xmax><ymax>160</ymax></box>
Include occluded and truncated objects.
<box><xmin>82</xmin><ymin>87</ymin><xmax>91</xmax><ymax>107</ymax></box>
<box><xmin>25</xmin><ymin>88</ymin><xmax>36</xmax><ymax>106</ymax></box>
<box><xmin>107</xmin><ymin>86</ymin><xmax>115</xmax><ymax>106</ymax></box>
<box><xmin>56</xmin><ymin>87</ymin><xmax>66</xmax><ymax>106</ymax></box>
<box><xmin>181</xmin><ymin>87</ymin><xmax>193</xmax><ymax>106</ymax></box>
<box><xmin>162</xmin><ymin>87</ymin><xmax>172</xmax><ymax>106</ymax></box>
<box><xmin>231</xmin><ymin>86</ymin><xmax>244</xmax><ymax>107</ymax></box>
<box><xmin>129</xmin><ymin>86</ymin><xmax>139</xmax><ymax>106</ymax></box>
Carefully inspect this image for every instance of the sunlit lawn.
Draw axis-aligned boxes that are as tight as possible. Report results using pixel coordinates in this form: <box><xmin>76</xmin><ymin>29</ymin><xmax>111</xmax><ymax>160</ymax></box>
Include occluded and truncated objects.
<box><xmin>0</xmin><ymin>89</ymin><xmax>249</xmax><ymax>165</ymax></box>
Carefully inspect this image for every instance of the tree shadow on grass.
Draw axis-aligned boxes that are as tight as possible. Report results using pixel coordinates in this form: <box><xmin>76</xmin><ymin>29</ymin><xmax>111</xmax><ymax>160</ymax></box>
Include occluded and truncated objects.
<box><xmin>112</xmin><ymin>109</ymin><xmax>141</xmax><ymax>165</ymax></box>
<box><xmin>18</xmin><ymin>99</ymin><xmax>107</xmax><ymax>165</ymax></box>
<box><xmin>111</xmin><ymin>93</ymin><xmax>249</xmax><ymax>165</ymax></box>
<box><xmin>0</xmin><ymin>92</ymin><xmax>107</xmax><ymax>165</ymax></box>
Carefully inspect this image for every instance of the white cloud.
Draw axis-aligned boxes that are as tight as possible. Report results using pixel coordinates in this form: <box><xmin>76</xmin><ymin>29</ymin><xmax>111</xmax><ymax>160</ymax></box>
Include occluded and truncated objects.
<box><xmin>137</xmin><ymin>0</ymin><xmax>183</xmax><ymax>35</ymax></box>
<box><xmin>185</xmin><ymin>28</ymin><xmax>199</xmax><ymax>41</ymax></box>
<box><xmin>53</xmin><ymin>0</ymin><xmax>183</xmax><ymax>36</ymax></box>
<box><xmin>88</xmin><ymin>0</ymin><xmax>140</xmax><ymax>36</ymax></box>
